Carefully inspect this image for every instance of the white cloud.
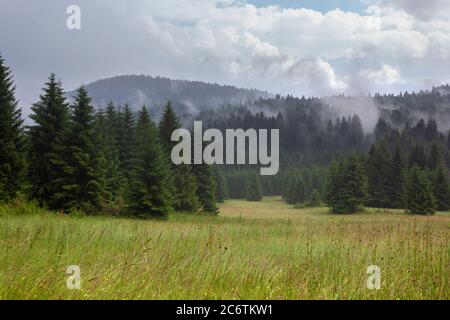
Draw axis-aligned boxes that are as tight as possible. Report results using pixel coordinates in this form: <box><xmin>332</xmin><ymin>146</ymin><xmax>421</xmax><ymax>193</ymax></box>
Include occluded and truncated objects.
<box><xmin>373</xmin><ymin>0</ymin><xmax>450</xmax><ymax>21</ymax></box>
<box><xmin>360</xmin><ymin>64</ymin><xmax>401</xmax><ymax>85</ymax></box>
<box><xmin>1</xmin><ymin>0</ymin><xmax>450</xmax><ymax>110</ymax></box>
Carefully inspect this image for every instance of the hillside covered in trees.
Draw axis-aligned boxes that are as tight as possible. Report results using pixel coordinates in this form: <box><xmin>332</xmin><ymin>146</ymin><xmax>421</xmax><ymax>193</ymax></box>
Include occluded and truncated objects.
<box><xmin>69</xmin><ymin>75</ymin><xmax>271</xmax><ymax>122</ymax></box>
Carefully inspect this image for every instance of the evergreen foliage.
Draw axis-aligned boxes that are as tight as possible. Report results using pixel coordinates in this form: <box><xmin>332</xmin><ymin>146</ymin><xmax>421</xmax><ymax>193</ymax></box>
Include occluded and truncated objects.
<box><xmin>245</xmin><ymin>171</ymin><xmax>263</xmax><ymax>201</ymax></box>
<box><xmin>128</xmin><ymin>106</ymin><xmax>172</xmax><ymax>217</ymax></box>
<box><xmin>404</xmin><ymin>166</ymin><xmax>436</xmax><ymax>215</ymax></box>
<box><xmin>49</xmin><ymin>87</ymin><xmax>106</xmax><ymax>212</ymax></box>
<box><xmin>433</xmin><ymin>165</ymin><xmax>450</xmax><ymax>211</ymax></box>
<box><xmin>29</xmin><ymin>74</ymin><xmax>69</xmax><ymax>207</ymax></box>
<box><xmin>327</xmin><ymin>156</ymin><xmax>367</xmax><ymax>214</ymax></box>
<box><xmin>159</xmin><ymin>102</ymin><xmax>200</xmax><ymax>211</ymax></box>
<box><xmin>0</xmin><ymin>54</ymin><xmax>26</xmax><ymax>202</ymax></box>
<box><xmin>213</xmin><ymin>167</ymin><xmax>229</xmax><ymax>203</ymax></box>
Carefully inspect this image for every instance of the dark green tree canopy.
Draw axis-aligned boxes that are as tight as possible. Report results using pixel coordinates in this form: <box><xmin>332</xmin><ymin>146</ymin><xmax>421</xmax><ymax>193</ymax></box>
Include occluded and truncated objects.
<box><xmin>29</xmin><ymin>73</ymin><xmax>69</xmax><ymax>206</ymax></box>
<box><xmin>0</xmin><ymin>54</ymin><xmax>26</xmax><ymax>202</ymax></box>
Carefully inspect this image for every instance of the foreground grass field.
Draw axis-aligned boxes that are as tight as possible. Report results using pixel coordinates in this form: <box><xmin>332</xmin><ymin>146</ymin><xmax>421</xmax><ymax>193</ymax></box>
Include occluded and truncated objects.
<box><xmin>0</xmin><ymin>197</ymin><xmax>449</xmax><ymax>300</ymax></box>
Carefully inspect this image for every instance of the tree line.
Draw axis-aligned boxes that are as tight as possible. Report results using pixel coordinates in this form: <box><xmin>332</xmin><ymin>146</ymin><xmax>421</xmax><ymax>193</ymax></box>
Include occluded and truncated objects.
<box><xmin>326</xmin><ymin>142</ymin><xmax>450</xmax><ymax>215</ymax></box>
<box><xmin>0</xmin><ymin>55</ymin><xmax>218</xmax><ymax>217</ymax></box>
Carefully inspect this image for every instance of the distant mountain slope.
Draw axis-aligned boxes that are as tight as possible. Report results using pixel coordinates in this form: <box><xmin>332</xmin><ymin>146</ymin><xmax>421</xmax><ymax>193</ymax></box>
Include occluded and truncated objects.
<box><xmin>68</xmin><ymin>75</ymin><xmax>271</xmax><ymax>119</ymax></box>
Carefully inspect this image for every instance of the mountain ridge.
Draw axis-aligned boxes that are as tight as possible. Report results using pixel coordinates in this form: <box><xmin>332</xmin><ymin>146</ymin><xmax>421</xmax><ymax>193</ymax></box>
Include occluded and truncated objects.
<box><xmin>67</xmin><ymin>74</ymin><xmax>272</xmax><ymax>119</ymax></box>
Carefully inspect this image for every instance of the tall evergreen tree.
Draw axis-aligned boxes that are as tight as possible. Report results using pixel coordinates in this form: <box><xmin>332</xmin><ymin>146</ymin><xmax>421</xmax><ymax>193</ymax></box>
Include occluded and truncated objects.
<box><xmin>433</xmin><ymin>165</ymin><xmax>450</xmax><ymax>211</ymax></box>
<box><xmin>0</xmin><ymin>54</ymin><xmax>26</xmax><ymax>202</ymax></box>
<box><xmin>327</xmin><ymin>156</ymin><xmax>367</xmax><ymax>214</ymax></box>
<box><xmin>404</xmin><ymin>166</ymin><xmax>436</xmax><ymax>215</ymax></box>
<box><xmin>428</xmin><ymin>142</ymin><xmax>442</xmax><ymax>170</ymax></box>
<box><xmin>158</xmin><ymin>102</ymin><xmax>200</xmax><ymax>212</ymax></box>
<box><xmin>213</xmin><ymin>167</ymin><xmax>229</xmax><ymax>203</ymax></box>
<box><xmin>326</xmin><ymin>161</ymin><xmax>345</xmax><ymax>212</ymax></box>
<box><xmin>117</xmin><ymin>104</ymin><xmax>135</xmax><ymax>185</ymax></box>
<box><xmin>366</xmin><ymin>144</ymin><xmax>391</xmax><ymax>208</ymax></box>
<box><xmin>389</xmin><ymin>144</ymin><xmax>405</xmax><ymax>209</ymax></box>
<box><xmin>96</xmin><ymin>103</ymin><xmax>123</xmax><ymax>201</ymax></box>
<box><xmin>245</xmin><ymin>171</ymin><xmax>263</xmax><ymax>201</ymax></box>
<box><xmin>128</xmin><ymin>106</ymin><xmax>172</xmax><ymax>217</ymax></box>
<box><xmin>192</xmin><ymin>163</ymin><xmax>218</xmax><ymax>214</ymax></box>
<box><xmin>159</xmin><ymin>102</ymin><xmax>180</xmax><ymax>151</ymax></box>
<box><xmin>408</xmin><ymin>144</ymin><xmax>427</xmax><ymax>169</ymax></box>
<box><xmin>29</xmin><ymin>73</ymin><xmax>69</xmax><ymax>206</ymax></box>
<box><xmin>50</xmin><ymin>87</ymin><xmax>106</xmax><ymax>212</ymax></box>
<box><xmin>308</xmin><ymin>189</ymin><xmax>322</xmax><ymax>207</ymax></box>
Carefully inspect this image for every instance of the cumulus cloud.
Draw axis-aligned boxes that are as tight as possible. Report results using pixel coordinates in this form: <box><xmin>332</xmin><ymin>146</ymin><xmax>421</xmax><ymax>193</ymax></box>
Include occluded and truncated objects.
<box><xmin>373</xmin><ymin>0</ymin><xmax>450</xmax><ymax>21</ymax></box>
<box><xmin>360</xmin><ymin>64</ymin><xmax>401</xmax><ymax>85</ymax></box>
<box><xmin>1</xmin><ymin>0</ymin><xmax>450</xmax><ymax>114</ymax></box>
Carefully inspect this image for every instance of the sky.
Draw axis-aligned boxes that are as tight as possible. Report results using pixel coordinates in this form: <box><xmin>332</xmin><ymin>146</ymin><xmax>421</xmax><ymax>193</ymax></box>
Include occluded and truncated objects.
<box><xmin>1</xmin><ymin>0</ymin><xmax>450</xmax><ymax>117</ymax></box>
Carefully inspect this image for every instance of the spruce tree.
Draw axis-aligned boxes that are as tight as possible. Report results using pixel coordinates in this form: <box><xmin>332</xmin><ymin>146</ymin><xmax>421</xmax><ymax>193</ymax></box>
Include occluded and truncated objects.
<box><xmin>366</xmin><ymin>144</ymin><xmax>391</xmax><ymax>208</ymax></box>
<box><xmin>29</xmin><ymin>73</ymin><xmax>69</xmax><ymax>206</ymax></box>
<box><xmin>192</xmin><ymin>163</ymin><xmax>218</xmax><ymax>214</ymax></box>
<box><xmin>50</xmin><ymin>87</ymin><xmax>106</xmax><ymax>212</ymax></box>
<box><xmin>389</xmin><ymin>144</ymin><xmax>405</xmax><ymax>209</ymax></box>
<box><xmin>96</xmin><ymin>103</ymin><xmax>123</xmax><ymax>201</ymax></box>
<box><xmin>326</xmin><ymin>161</ymin><xmax>344</xmax><ymax>212</ymax></box>
<box><xmin>158</xmin><ymin>102</ymin><xmax>200</xmax><ymax>212</ymax></box>
<box><xmin>245</xmin><ymin>171</ymin><xmax>263</xmax><ymax>201</ymax></box>
<box><xmin>117</xmin><ymin>104</ymin><xmax>135</xmax><ymax>185</ymax></box>
<box><xmin>213</xmin><ymin>167</ymin><xmax>229</xmax><ymax>203</ymax></box>
<box><xmin>327</xmin><ymin>156</ymin><xmax>367</xmax><ymax>214</ymax></box>
<box><xmin>284</xmin><ymin>172</ymin><xmax>303</xmax><ymax>204</ymax></box>
<box><xmin>0</xmin><ymin>54</ymin><xmax>26</xmax><ymax>202</ymax></box>
<box><xmin>433</xmin><ymin>165</ymin><xmax>450</xmax><ymax>211</ymax></box>
<box><xmin>159</xmin><ymin>102</ymin><xmax>179</xmax><ymax>151</ymax></box>
<box><xmin>343</xmin><ymin>155</ymin><xmax>367</xmax><ymax>213</ymax></box>
<box><xmin>408</xmin><ymin>144</ymin><xmax>427</xmax><ymax>169</ymax></box>
<box><xmin>128</xmin><ymin>106</ymin><xmax>172</xmax><ymax>217</ymax></box>
<box><xmin>404</xmin><ymin>166</ymin><xmax>436</xmax><ymax>215</ymax></box>
<box><xmin>428</xmin><ymin>142</ymin><xmax>441</xmax><ymax>170</ymax></box>
<box><xmin>307</xmin><ymin>189</ymin><xmax>322</xmax><ymax>207</ymax></box>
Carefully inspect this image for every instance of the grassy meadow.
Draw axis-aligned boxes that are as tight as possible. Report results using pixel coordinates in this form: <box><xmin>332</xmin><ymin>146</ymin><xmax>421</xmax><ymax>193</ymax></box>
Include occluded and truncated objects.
<box><xmin>0</xmin><ymin>197</ymin><xmax>448</xmax><ymax>300</ymax></box>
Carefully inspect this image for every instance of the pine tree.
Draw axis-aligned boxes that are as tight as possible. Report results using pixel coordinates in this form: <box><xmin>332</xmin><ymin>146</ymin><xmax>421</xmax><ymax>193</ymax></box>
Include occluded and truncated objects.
<box><xmin>192</xmin><ymin>163</ymin><xmax>218</xmax><ymax>214</ymax></box>
<box><xmin>408</xmin><ymin>144</ymin><xmax>427</xmax><ymax>169</ymax></box>
<box><xmin>389</xmin><ymin>144</ymin><xmax>405</xmax><ymax>209</ymax></box>
<box><xmin>213</xmin><ymin>167</ymin><xmax>229</xmax><ymax>203</ymax></box>
<box><xmin>326</xmin><ymin>161</ymin><xmax>346</xmax><ymax>213</ymax></box>
<box><xmin>404</xmin><ymin>166</ymin><xmax>436</xmax><ymax>215</ymax></box>
<box><xmin>159</xmin><ymin>102</ymin><xmax>179</xmax><ymax>151</ymax></box>
<box><xmin>29</xmin><ymin>74</ymin><xmax>69</xmax><ymax>206</ymax></box>
<box><xmin>307</xmin><ymin>189</ymin><xmax>322</xmax><ymax>207</ymax></box>
<box><xmin>366</xmin><ymin>144</ymin><xmax>391</xmax><ymax>208</ymax></box>
<box><xmin>49</xmin><ymin>87</ymin><xmax>106</xmax><ymax>213</ymax></box>
<box><xmin>117</xmin><ymin>104</ymin><xmax>135</xmax><ymax>185</ymax></box>
<box><xmin>97</xmin><ymin>103</ymin><xmax>123</xmax><ymax>201</ymax></box>
<box><xmin>343</xmin><ymin>155</ymin><xmax>367</xmax><ymax>212</ymax></box>
<box><xmin>327</xmin><ymin>156</ymin><xmax>367</xmax><ymax>214</ymax></box>
<box><xmin>128</xmin><ymin>106</ymin><xmax>172</xmax><ymax>218</ymax></box>
<box><xmin>245</xmin><ymin>171</ymin><xmax>263</xmax><ymax>201</ymax></box>
<box><xmin>433</xmin><ymin>165</ymin><xmax>450</xmax><ymax>211</ymax></box>
<box><xmin>428</xmin><ymin>142</ymin><xmax>441</xmax><ymax>170</ymax></box>
<box><xmin>158</xmin><ymin>102</ymin><xmax>200</xmax><ymax>212</ymax></box>
<box><xmin>0</xmin><ymin>54</ymin><xmax>26</xmax><ymax>202</ymax></box>
<box><xmin>284</xmin><ymin>172</ymin><xmax>305</xmax><ymax>204</ymax></box>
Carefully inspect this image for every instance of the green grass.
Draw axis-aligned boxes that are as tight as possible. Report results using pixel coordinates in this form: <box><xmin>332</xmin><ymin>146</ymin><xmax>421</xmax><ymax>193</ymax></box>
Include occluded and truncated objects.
<box><xmin>0</xmin><ymin>197</ymin><xmax>449</xmax><ymax>300</ymax></box>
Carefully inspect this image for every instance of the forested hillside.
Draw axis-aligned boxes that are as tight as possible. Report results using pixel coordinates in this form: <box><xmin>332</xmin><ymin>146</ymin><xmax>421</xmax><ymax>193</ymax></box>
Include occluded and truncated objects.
<box><xmin>68</xmin><ymin>75</ymin><xmax>271</xmax><ymax>121</ymax></box>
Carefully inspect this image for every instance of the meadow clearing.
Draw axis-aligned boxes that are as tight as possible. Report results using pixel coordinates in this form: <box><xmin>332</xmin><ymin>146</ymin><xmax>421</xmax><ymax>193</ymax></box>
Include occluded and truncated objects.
<box><xmin>0</xmin><ymin>197</ymin><xmax>448</xmax><ymax>300</ymax></box>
